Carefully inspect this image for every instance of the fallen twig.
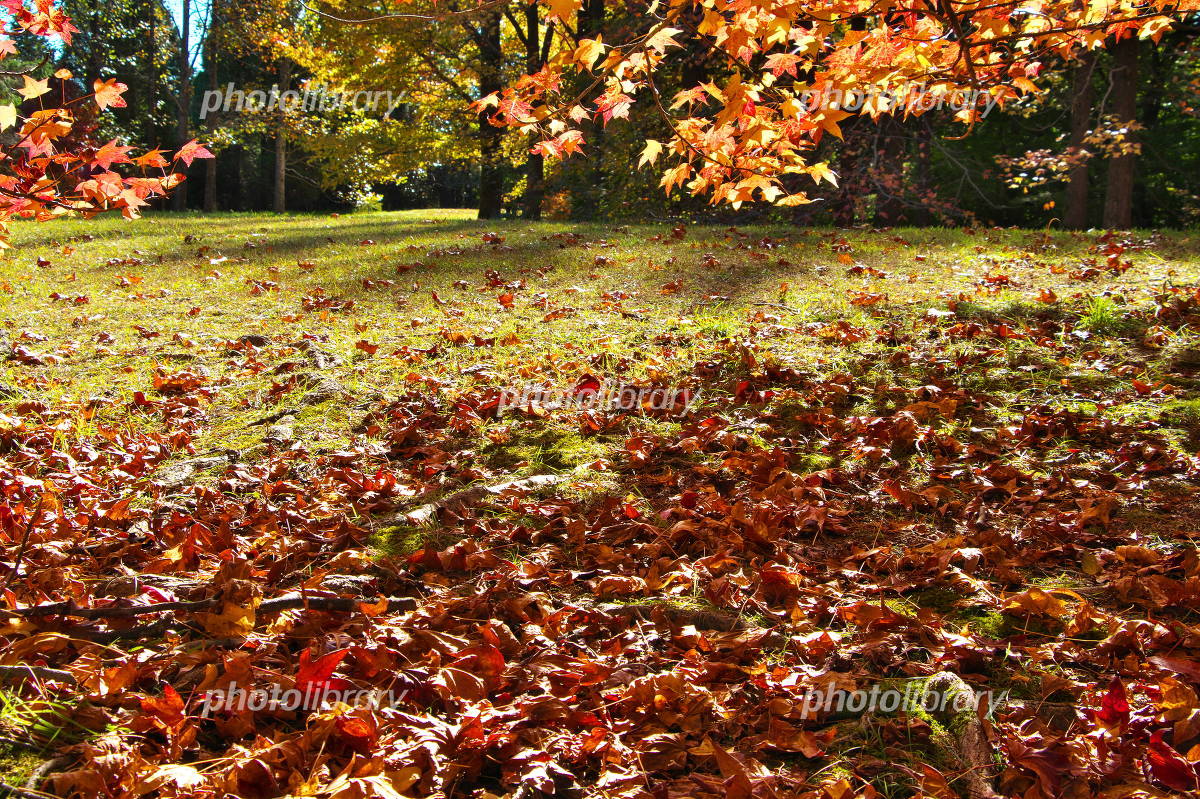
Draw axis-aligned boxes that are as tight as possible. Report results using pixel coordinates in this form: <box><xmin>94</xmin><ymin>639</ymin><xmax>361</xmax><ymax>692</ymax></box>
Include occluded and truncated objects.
<box><xmin>398</xmin><ymin>473</ymin><xmax>564</xmax><ymax>526</ymax></box>
<box><xmin>0</xmin><ymin>665</ymin><xmax>75</xmax><ymax>685</ymax></box>
<box><xmin>4</xmin><ymin>593</ymin><xmax>417</xmax><ymax>623</ymax></box>
<box><xmin>0</xmin><ymin>781</ymin><xmax>53</xmax><ymax>799</ymax></box>
<box><xmin>24</xmin><ymin>756</ymin><xmax>72</xmax><ymax>795</ymax></box>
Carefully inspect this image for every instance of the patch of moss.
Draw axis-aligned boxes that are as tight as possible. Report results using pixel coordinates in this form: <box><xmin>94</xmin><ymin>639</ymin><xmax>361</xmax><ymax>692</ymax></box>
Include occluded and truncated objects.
<box><xmin>373</xmin><ymin>524</ymin><xmax>463</xmax><ymax>557</ymax></box>
<box><xmin>962</xmin><ymin>609</ymin><xmax>1011</xmax><ymax>640</ymax></box>
<box><xmin>1159</xmin><ymin>398</ymin><xmax>1200</xmax><ymax>445</ymax></box>
<box><xmin>905</xmin><ymin>587</ymin><xmax>963</xmax><ymax>614</ymax></box>
<box><xmin>483</xmin><ymin>423</ymin><xmax>610</xmax><ymax>473</ymax></box>
<box><xmin>0</xmin><ymin>741</ymin><xmax>40</xmax><ymax>787</ymax></box>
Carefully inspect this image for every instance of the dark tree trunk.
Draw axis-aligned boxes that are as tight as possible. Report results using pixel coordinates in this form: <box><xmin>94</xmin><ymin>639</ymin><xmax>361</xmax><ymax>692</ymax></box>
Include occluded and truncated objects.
<box><xmin>872</xmin><ymin>117</ymin><xmax>906</xmax><ymax>226</ymax></box>
<box><xmin>231</xmin><ymin>144</ymin><xmax>248</xmax><ymax>210</ymax></box>
<box><xmin>203</xmin><ymin>0</ymin><xmax>219</xmax><ymax>213</ymax></box>
<box><xmin>1064</xmin><ymin>50</ymin><xmax>1096</xmax><ymax>229</ymax></box>
<box><xmin>832</xmin><ymin>118</ymin><xmax>864</xmax><ymax>227</ymax></box>
<box><xmin>910</xmin><ymin>120</ymin><xmax>933</xmax><ymax>227</ymax></box>
<box><xmin>273</xmin><ymin>60</ymin><xmax>290</xmax><ymax>214</ymax></box>
<box><xmin>569</xmin><ymin>0</ymin><xmax>605</xmax><ymax>219</ymax></box>
<box><xmin>1136</xmin><ymin>42</ymin><xmax>1167</xmax><ymax>221</ymax></box>
<box><xmin>1103</xmin><ymin>36</ymin><xmax>1139</xmax><ymax>229</ymax></box>
<box><xmin>172</xmin><ymin>0</ymin><xmax>191</xmax><ymax>212</ymax></box>
<box><xmin>522</xmin><ymin>1</ymin><xmax>544</xmax><ymax>220</ymax></box>
<box><xmin>477</xmin><ymin>10</ymin><xmax>504</xmax><ymax>219</ymax></box>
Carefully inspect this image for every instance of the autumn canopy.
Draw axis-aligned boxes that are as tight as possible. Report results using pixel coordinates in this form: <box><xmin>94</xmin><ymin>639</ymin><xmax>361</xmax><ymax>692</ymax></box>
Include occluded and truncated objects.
<box><xmin>475</xmin><ymin>0</ymin><xmax>1195</xmax><ymax>206</ymax></box>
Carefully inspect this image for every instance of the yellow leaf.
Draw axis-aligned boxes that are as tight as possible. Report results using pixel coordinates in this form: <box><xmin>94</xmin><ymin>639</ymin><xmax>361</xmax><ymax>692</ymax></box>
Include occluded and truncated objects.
<box><xmin>1012</xmin><ymin>76</ymin><xmax>1040</xmax><ymax>94</ymax></box>
<box><xmin>638</xmin><ymin>139</ymin><xmax>663</xmax><ymax>169</ymax></box>
<box><xmin>807</xmin><ymin>161</ymin><xmax>838</xmax><ymax>187</ymax></box>
<box><xmin>0</xmin><ymin>105</ymin><xmax>16</xmax><ymax>132</ymax></box>
<box><xmin>1080</xmin><ymin>551</ymin><xmax>1100</xmax><ymax>575</ymax></box>
<box><xmin>573</xmin><ymin>37</ymin><xmax>605</xmax><ymax>70</ymax></box>
<box><xmin>812</xmin><ymin>108</ymin><xmax>852</xmax><ymax>139</ymax></box>
<box><xmin>18</xmin><ymin>75</ymin><xmax>50</xmax><ymax>101</ymax></box>
<box><xmin>777</xmin><ymin>193</ymin><xmax>814</xmax><ymax>206</ymax></box>
<box><xmin>198</xmin><ymin>598</ymin><xmax>259</xmax><ymax>637</ymax></box>
<box><xmin>544</xmin><ymin>0</ymin><xmax>581</xmax><ymax>21</ymax></box>
<box><xmin>698</xmin><ymin>10</ymin><xmax>722</xmax><ymax>36</ymax></box>
<box><xmin>1003</xmin><ymin>587</ymin><xmax>1067</xmax><ymax>617</ymax></box>
<box><xmin>646</xmin><ymin>26</ymin><xmax>683</xmax><ymax>53</ymax></box>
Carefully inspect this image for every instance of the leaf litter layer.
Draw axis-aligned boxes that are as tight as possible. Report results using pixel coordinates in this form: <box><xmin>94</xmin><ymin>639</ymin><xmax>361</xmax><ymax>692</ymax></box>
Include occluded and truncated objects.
<box><xmin>1</xmin><ymin>211</ymin><xmax>1200</xmax><ymax>798</ymax></box>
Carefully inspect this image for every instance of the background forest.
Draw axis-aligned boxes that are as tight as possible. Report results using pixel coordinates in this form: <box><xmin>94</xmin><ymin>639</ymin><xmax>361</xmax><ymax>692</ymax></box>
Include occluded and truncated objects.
<box><xmin>4</xmin><ymin>2</ymin><xmax>1199</xmax><ymax>225</ymax></box>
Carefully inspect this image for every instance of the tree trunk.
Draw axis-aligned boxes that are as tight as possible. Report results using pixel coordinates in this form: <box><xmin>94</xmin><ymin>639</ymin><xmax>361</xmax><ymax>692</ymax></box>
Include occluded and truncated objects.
<box><xmin>172</xmin><ymin>0</ymin><xmax>191</xmax><ymax>212</ymax></box>
<box><xmin>832</xmin><ymin>118</ymin><xmax>864</xmax><ymax>227</ymax></box>
<box><xmin>231</xmin><ymin>144</ymin><xmax>248</xmax><ymax>210</ymax></box>
<box><xmin>1064</xmin><ymin>50</ymin><xmax>1096</xmax><ymax>229</ymax></box>
<box><xmin>203</xmin><ymin>0</ymin><xmax>219</xmax><ymax>213</ymax></box>
<box><xmin>566</xmin><ymin>0</ymin><xmax>604</xmax><ymax>220</ymax></box>
<box><xmin>911</xmin><ymin>120</ymin><xmax>933</xmax><ymax>226</ymax></box>
<box><xmin>476</xmin><ymin>11</ymin><xmax>504</xmax><ymax>219</ymax></box>
<box><xmin>522</xmin><ymin>1</ymin><xmax>543</xmax><ymax>220</ymax></box>
<box><xmin>273</xmin><ymin>60</ymin><xmax>290</xmax><ymax>214</ymax></box>
<box><xmin>872</xmin><ymin>117</ymin><xmax>906</xmax><ymax>226</ymax></box>
<box><xmin>1102</xmin><ymin>36</ymin><xmax>1139</xmax><ymax>229</ymax></box>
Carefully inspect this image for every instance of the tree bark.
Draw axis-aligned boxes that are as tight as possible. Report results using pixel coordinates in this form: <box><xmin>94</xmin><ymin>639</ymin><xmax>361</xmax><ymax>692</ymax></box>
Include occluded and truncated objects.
<box><xmin>172</xmin><ymin>0</ymin><xmax>191</xmax><ymax>212</ymax></box>
<box><xmin>911</xmin><ymin>120</ymin><xmax>933</xmax><ymax>226</ymax></box>
<box><xmin>273</xmin><ymin>60</ymin><xmax>290</xmax><ymax>214</ymax></box>
<box><xmin>872</xmin><ymin>117</ymin><xmax>906</xmax><ymax>226</ymax></box>
<box><xmin>1064</xmin><ymin>50</ymin><xmax>1096</xmax><ymax>229</ymax></box>
<box><xmin>567</xmin><ymin>0</ymin><xmax>605</xmax><ymax>220</ymax></box>
<box><xmin>522</xmin><ymin>1</ymin><xmax>544</xmax><ymax>220</ymax></box>
<box><xmin>203</xmin><ymin>0</ymin><xmax>220</xmax><ymax>213</ymax></box>
<box><xmin>832</xmin><ymin>118</ymin><xmax>864</xmax><ymax>227</ymax></box>
<box><xmin>1102</xmin><ymin>36</ymin><xmax>1139</xmax><ymax>229</ymax></box>
<box><xmin>477</xmin><ymin>11</ymin><xmax>504</xmax><ymax>219</ymax></box>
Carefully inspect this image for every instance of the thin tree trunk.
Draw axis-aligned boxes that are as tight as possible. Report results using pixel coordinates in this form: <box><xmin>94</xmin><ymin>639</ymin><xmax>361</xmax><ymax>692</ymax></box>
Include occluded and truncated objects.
<box><xmin>872</xmin><ymin>117</ymin><xmax>906</xmax><ymax>225</ymax></box>
<box><xmin>912</xmin><ymin>120</ymin><xmax>933</xmax><ymax>226</ymax></box>
<box><xmin>476</xmin><ymin>11</ymin><xmax>504</xmax><ymax>219</ymax></box>
<box><xmin>577</xmin><ymin>0</ymin><xmax>605</xmax><ymax>219</ymax></box>
<box><xmin>1064</xmin><ymin>50</ymin><xmax>1096</xmax><ymax>229</ymax></box>
<box><xmin>522</xmin><ymin>1</ymin><xmax>543</xmax><ymax>220</ymax></box>
<box><xmin>562</xmin><ymin>0</ymin><xmax>605</xmax><ymax>220</ymax></box>
<box><xmin>172</xmin><ymin>0</ymin><xmax>191</xmax><ymax>211</ymax></box>
<box><xmin>273</xmin><ymin>60</ymin><xmax>290</xmax><ymax>214</ymax></box>
<box><xmin>203</xmin><ymin>0</ymin><xmax>219</xmax><ymax>213</ymax></box>
<box><xmin>1103</xmin><ymin>36</ymin><xmax>1139</xmax><ymax>229</ymax></box>
<box><xmin>832</xmin><ymin>118</ymin><xmax>864</xmax><ymax>227</ymax></box>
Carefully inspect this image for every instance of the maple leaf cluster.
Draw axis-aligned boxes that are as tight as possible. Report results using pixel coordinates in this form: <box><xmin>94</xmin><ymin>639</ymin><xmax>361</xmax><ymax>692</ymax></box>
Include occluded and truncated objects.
<box><xmin>477</xmin><ymin>0</ymin><xmax>1198</xmax><ymax>207</ymax></box>
<box><xmin>0</xmin><ymin>0</ymin><xmax>213</xmax><ymax>246</ymax></box>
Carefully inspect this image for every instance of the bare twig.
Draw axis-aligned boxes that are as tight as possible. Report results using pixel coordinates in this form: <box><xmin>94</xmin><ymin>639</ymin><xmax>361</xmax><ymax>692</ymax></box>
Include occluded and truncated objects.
<box><xmin>0</xmin><ymin>665</ymin><xmax>75</xmax><ymax>685</ymax></box>
<box><xmin>23</xmin><ymin>756</ymin><xmax>73</xmax><ymax>795</ymax></box>
<box><xmin>4</xmin><ymin>592</ymin><xmax>417</xmax><ymax>622</ymax></box>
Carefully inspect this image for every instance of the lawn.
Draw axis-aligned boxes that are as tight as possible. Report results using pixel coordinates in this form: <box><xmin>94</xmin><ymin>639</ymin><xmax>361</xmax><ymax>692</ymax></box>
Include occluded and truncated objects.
<box><xmin>2</xmin><ymin>211</ymin><xmax>1200</xmax><ymax>798</ymax></box>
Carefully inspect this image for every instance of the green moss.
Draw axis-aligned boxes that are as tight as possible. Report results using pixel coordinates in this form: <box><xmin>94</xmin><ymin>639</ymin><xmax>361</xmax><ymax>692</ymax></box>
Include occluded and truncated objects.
<box><xmin>963</xmin><ymin>610</ymin><xmax>1011</xmax><ymax>639</ymax></box>
<box><xmin>483</xmin><ymin>423</ymin><xmax>611</xmax><ymax>473</ymax></box>
<box><xmin>373</xmin><ymin>524</ymin><xmax>463</xmax><ymax>557</ymax></box>
<box><xmin>1159</xmin><ymin>398</ymin><xmax>1200</xmax><ymax>445</ymax></box>
<box><xmin>905</xmin><ymin>587</ymin><xmax>963</xmax><ymax>614</ymax></box>
<box><xmin>0</xmin><ymin>741</ymin><xmax>40</xmax><ymax>787</ymax></box>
